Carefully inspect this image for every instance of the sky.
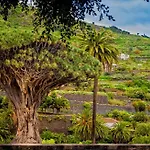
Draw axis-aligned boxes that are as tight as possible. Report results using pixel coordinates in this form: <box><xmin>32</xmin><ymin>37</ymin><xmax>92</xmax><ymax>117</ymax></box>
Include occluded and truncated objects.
<box><xmin>85</xmin><ymin>0</ymin><xmax>150</xmax><ymax>36</ymax></box>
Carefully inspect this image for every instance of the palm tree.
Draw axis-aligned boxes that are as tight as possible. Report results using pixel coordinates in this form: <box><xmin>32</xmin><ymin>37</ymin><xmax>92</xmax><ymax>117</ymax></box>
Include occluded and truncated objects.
<box><xmin>79</xmin><ymin>26</ymin><xmax>118</xmax><ymax>143</ymax></box>
<box><xmin>70</xmin><ymin>104</ymin><xmax>108</xmax><ymax>141</ymax></box>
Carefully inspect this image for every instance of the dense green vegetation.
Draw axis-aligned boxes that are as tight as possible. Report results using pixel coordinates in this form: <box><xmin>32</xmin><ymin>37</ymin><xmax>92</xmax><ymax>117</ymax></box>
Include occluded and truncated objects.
<box><xmin>39</xmin><ymin>105</ymin><xmax>150</xmax><ymax>144</ymax></box>
<box><xmin>0</xmin><ymin>8</ymin><xmax>101</xmax><ymax>143</ymax></box>
<box><xmin>0</xmin><ymin>8</ymin><xmax>150</xmax><ymax>144</ymax></box>
<box><xmin>0</xmin><ymin>96</ymin><xmax>14</xmax><ymax>143</ymax></box>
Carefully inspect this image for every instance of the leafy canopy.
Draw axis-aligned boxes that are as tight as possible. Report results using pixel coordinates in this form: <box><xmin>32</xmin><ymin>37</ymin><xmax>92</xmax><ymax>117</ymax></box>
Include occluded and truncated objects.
<box><xmin>0</xmin><ymin>0</ymin><xmax>115</xmax><ymax>37</ymax></box>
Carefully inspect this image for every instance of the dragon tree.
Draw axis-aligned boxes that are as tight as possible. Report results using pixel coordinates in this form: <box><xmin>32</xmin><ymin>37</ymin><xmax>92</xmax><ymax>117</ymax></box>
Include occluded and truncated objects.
<box><xmin>0</xmin><ymin>13</ymin><xmax>100</xmax><ymax>143</ymax></box>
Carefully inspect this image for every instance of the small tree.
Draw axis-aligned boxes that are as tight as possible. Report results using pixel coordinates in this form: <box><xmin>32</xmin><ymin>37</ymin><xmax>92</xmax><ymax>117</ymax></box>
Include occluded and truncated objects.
<box><xmin>70</xmin><ymin>103</ymin><xmax>108</xmax><ymax>141</ymax></box>
<box><xmin>40</xmin><ymin>92</ymin><xmax>70</xmax><ymax>113</ymax></box>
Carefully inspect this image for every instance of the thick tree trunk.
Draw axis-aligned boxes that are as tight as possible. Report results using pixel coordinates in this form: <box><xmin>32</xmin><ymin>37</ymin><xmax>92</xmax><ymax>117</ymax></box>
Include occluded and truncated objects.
<box><xmin>12</xmin><ymin>105</ymin><xmax>41</xmax><ymax>144</ymax></box>
<box><xmin>92</xmin><ymin>76</ymin><xmax>98</xmax><ymax>144</ymax></box>
<box><xmin>3</xmin><ymin>84</ymin><xmax>42</xmax><ymax>144</ymax></box>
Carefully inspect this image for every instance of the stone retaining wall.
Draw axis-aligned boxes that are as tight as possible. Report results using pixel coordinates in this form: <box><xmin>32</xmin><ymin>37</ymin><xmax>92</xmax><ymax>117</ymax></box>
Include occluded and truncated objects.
<box><xmin>64</xmin><ymin>94</ymin><xmax>108</xmax><ymax>104</ymax></box>
<box><xmin>69</xmin><ymin>101</ymin><xmax>135</xmax><ymax>114</ymax></box>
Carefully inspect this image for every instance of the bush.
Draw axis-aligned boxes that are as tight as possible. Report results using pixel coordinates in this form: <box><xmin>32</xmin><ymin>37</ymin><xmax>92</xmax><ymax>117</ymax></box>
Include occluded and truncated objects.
<box><xmin>134</xmin><ymin>123</ymin><xmax>150</xmax><ymax>136</ymax></box>
<box><xmin>106</xmin><ymin>109</ymin><xmax>131</xmax><ymax>121</ymax></box>
<box><xmin>0</xmin><ymin>96</ymin><xmax>8</xmax><ymax>109</ymax></box>
<box><xmin>82</xmin><ymin>140</ymin><xmax>92</xmax><ymax>144</ymax></box>
<box><xmin>42</xmin><ymin>139</ymin><xmax>55</xmax><ymax>144</ymax></box>
<box><xmin>131</xmin><ymin>136</ymin><xmax>150</xmax><ymax>144</ymax></box>
<box><xmin>40</xmin><ymin>130</ymin><xmax>53</xmax><ymax>140</ymax></box>
<box><xmin>126</xmin><ymin>86</ymin><xmax>149</xmax><ymax>100</ymax></box>
<box><xmin>114</xmin><ymin>84</ymin><xmax>126</xmax><ymax>91</ymax></box>
<box><xmin>110</xmin><ymin>121</ymin><xmax>132</xmax><ymax>143</ymax></box>
<box><xmin>108</xmin><ymin>99</ymin><xmax>126</xmax><ymax>106</ymax></box>
<box><xmin>145</xmin><ymin>93</ymin><xmax>150</xmax><ymax>101</ymax></box>
<box><xmin>132</xmin><ymin>101</ymin><xmax>146</xmax><ymax>112</ymax></box>
<box><xmin>65</xmin><ymin>135</ymin><xmax>80</xmax><ymax>143</ymax></box>
<box><xmin>0</xmin><ymin>96</ymin><xmax>14</xmax><ymax>143</ymax></box>
<box><xmin>147</xmin><ymin>105</ymin><xmax>150</xmax><ymax>112</ymax></box>
<box><xmin>83</xmin><ymin>102</ymin><xmax>92</xmax><ymax>110</ymax></box>
<box><xmin>40</xmin><ymin>92</ymin><xmax>70</xmax><ymax>113</ymax></box>
<box><xmin>132</xmin><ymin>112</ymin><xmax>149</xmax><ymax>122</ymax></box>
<box><xmin>107</xmin><ymin>92</ymin><xmax>114</xmax><ymax>100</ymax></box>
<box><xmin>41</xmin><ymin>130</ymin><xmax>66</xmax><ymax>143</ymax></box>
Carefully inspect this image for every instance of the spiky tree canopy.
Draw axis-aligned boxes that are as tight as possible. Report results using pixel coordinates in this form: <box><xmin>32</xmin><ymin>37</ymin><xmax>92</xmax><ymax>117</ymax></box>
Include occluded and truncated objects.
<box><xmin>0</xmin><ymin>41</ymin><xmax>100</xmax><ymax>93</ymax></box>
<box><xmin>79</xmin><ymin>26</ymin><xmax>118</xmax><ymax>70</ymax></box>
<box><xmin>0</xmin><ymin>11</ymin><xmax>101</xmax><ymax>143</ymax></box>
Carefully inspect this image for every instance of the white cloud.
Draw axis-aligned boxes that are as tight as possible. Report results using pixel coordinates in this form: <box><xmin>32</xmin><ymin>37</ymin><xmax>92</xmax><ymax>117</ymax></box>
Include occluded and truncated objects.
<box><xmin>85</xmin><ymin>0</ymin><xmax>150</xmax><ymax>36</ymax></box>
<box><xmin>121</xmin><ymin>23</ymin><xmax>150</xmax><ymax>36</ymax></box>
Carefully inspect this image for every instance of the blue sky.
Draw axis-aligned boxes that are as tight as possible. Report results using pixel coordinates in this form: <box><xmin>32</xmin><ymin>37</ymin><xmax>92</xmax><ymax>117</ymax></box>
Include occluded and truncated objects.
<box><xmin>85</xmin><ymin>0</ymin><xmax>150</xmax><ymax>36</ymax></box>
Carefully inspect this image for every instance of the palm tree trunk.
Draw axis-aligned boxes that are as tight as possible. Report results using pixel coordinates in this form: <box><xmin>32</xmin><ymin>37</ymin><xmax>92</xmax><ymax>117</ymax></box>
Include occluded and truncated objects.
<box><xmin>92</xmin><ymin>75</ymin><xmax>98</xmax><ymax>144</ymax></box>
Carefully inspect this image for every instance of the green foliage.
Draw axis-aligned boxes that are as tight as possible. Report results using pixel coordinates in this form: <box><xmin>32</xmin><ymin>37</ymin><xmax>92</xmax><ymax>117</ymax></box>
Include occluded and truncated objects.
<box><xmin>40</xmin><ymin>92</ymin><xmax>70</xmax><ymax>113</ymax></box>
<box><xmin>126</xmin><ymin>88</ymin><xmax>147</xmax><ymax>100</ymax></box>
<box><xmin>108</xmin><ymin>99</ymin><xmax>126</xmax><ymax>106</ymax></box>
<box><xmin>132</xmin><ymin>112</ymin><xmax>149</xmax><ymax>122</ymax></box>
<box><xmin>131</xmin><ymin>136</ymin><xmax>150</xmax><ymax>144</ymax></box>
<box><xmin>110</xmin><ymin>121</ymin><xmax>132</xmax><ymax>143</ymax></box>
<box><xmin>42</xmin><ymin>139</ymin><xmax>55</xmax><ymax>144</ymax></box>
<box><xmin>0</xmin><ymin>96</ymin><xmax>14</xmax><ymax>143</ymax></box>
<box><xmin>83</xmin><ymin>102</ymin><xmax>92</xmax><ymax>110</ymax></box>
<box><xmin>70</xmin><ymin>104</ymin><xmax>108</xmax><ymax>141</ymax></box>
<box><xmin>79</xmin><ymin>26</ymin><xmax>118</xmax><ymax>72</ymax></box>
<box><xmin>106</xmin><ymin>109</ymin><xmax>131</xmax><ymax>121</ymax></box>
<box><xmin>132</xmin><ymin>101</ymin><xmax>147</xmax><ymax>112</ymax></box>
<box><xmin>81</xmin><ymin>140</ymin><xmax>92</xmax><ymax>144</ymax></box>
<box><xmin>0</xmin><ymin>7</ymin><xmax>36</xmax><ymax>49</ymax></box>
<box><xmin>41</xmin><ymin>130</ymin><xmax>66</xmax><ymax>144</ymax></box>
<box><xmin>65</xmin><ymin>135</ymin><xmax>80</xmax><ymax>144</ymax></box>
<box><xmin>0</xmin><ymin>96</ymin><xmax>8</xmax><ymax>109</ymax></box>
<box><xmin>134</xmin><ymin>123</ymin><xmax>150</xmax><ymax>137</ymax></box>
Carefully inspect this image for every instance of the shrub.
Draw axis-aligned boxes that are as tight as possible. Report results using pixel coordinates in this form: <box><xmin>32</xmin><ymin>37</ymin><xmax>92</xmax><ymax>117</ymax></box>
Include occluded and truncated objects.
<box><xmin>0</xmin><ymin>96</ymin><xmax>14</xmax><ymax>143</ymax></box>
<box><xmin>126</xmin><ymin>88</ymin><xmax>147</xmax><ymax>100</ymax></box>
<box><xmin>134</xmin><ymin>123</ymin><xmax>150</xmax><ymax>136</ymax></box>
<box><xmin>83</xmin><ymin>102</ymin><xmax>92</xmax><ymax>110</ymax></box>
<box><xmin>110</xmin><ymin>121</ymin><xmax>132</xmax><ymax>143</ymax></box>
<box><xmin>124</xmin><ymin>80</ymin><xmax>133</xmax><ymax>87</ymax></box>
<box><xmin>65</xmin><ymin>135</ymin><xmax>80</xmax><ymax>144</ymax></box>
<box><xmin>147</xmin><ymin>105</ymin><xmax>150</xmax><ymax>112</ymax></box>
<box><xmin>0</xmin><ymin>96</ymin><xmax>8</xmax><ymax>109</ymax></box>
<box><xmin>108</xmin><ymin>99</ymin><xmax>126</xmax><ymax>106</ymax></box>
<box><xmin>132</xmin><ymin>112</ymin><xmax>149</xmax><ymax>122</ymax></box>
<box><xmin>115</xmin><ymin>84</ymin><xmax>126</xmax><ymax>91</ymax></box>
<box><xmin>145</xmin><ymin>93</ymin><xmax>150</xmax><ymax>101</ymax></box>
<box><xmin>41</xmin><ymin>130</ymin><xmax>66</xmax><ymax>143</ymax></box>
<box><xmin>40</xmin><ymin>130</ymin><xmax>53</xmax><ymax>140</ymax></box>
<box><xmin>106</xmin><ymin>109</ymin><xmax>131</xmax><ymax>121</ymax></box>
<box><xmin>132</xmin><ymin>79</ymin><xmax>150</xmax><ymax>89</ymax></box>
<box><xmin>82</xmin><ymin>140</ymin><xmax>92</xmax><ymax>144</ymax></box>
<box><xmin>42</xmin><ymin>139</ymin><xmax>55</xmax><ymax>144</ymax></box>
<box><xmin>40</xmin><ymin>92</ymin><xmax>70</xmax><ymax>113</ymax></box>
<box><xmin>132</xmin><ymin>101</ymin><xmax>146</xmax><ymax>112</ymax></box>
<box><xmin>107</xmin><ymin>92</ymin><xmax>114</xmax><ymax>100</ymax></box>
<box><xmin>115</xmin><ymin>66</ymin><xmax>127</xmax><ymax>73</ymax></box>
<box><xmin>131</xmin><ymin>136</ymin><xmax>150</xmax><ymax>144</ymax></box>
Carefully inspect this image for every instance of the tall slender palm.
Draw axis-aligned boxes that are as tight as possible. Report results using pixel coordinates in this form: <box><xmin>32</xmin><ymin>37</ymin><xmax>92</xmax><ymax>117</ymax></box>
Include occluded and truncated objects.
<box><xmin>79</xmin><ymin>26</ymin><xmax>118</xmax><ymax>143</ymax></box>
